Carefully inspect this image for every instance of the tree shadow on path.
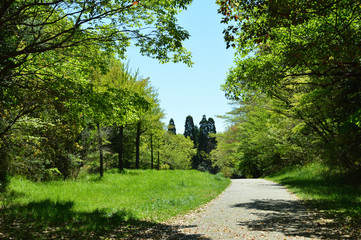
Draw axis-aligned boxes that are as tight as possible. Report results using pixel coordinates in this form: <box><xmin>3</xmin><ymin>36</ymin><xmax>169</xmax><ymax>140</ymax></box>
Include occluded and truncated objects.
<box><xmin>232</xmin><ymin>199</ymin><xmax>346</xmax><ymax>239</ymax></box>
<box><xmin>0</xmin><ymin>199</ymin><xmax>210</xmax><ymax>240</ymax></box>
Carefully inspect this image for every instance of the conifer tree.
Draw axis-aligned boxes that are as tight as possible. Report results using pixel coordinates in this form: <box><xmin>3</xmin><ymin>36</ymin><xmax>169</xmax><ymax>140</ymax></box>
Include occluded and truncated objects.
<box><xmin>208</xmin><ymin>118</ymin><xmax>216</xmax><ymax>134</ymax></box>
<box><xmin>194</xmin><ymin>115</ymin><xmax>218</xmax><ymax>172</ymax></box>
<box><xmin>168</xmin><ymin>118</ymin><xmax>176</xmax><ymax>135</ymax></box>
<box><xmin>184</xmin><ymin>115</ymin><xmax>196</xmax><ymax>143</ymax></box>
<box><xmin>208</xmin><ymin>117</ymin><xmax>217</xmax><ymax>152</ymax></box>
<box><xmin>198</xmin><ymin>115</ymin><xmax>209</xmax><ymax>153</ymax></box>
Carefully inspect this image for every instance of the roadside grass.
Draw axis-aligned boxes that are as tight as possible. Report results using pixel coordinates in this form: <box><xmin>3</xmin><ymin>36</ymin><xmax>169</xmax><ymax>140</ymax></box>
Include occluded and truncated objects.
<box><xmin>0</xmin><ymin>169</ymin><xmax>230</xmax><ymax>239</ymax></box>
<box><xmin>267</xmin><ymin>163</ymin><xmax>361</xmax><ymax>236</ymax></box>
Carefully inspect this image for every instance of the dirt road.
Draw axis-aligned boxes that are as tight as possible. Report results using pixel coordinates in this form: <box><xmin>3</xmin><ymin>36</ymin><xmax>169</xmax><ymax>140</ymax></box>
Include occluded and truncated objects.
<box><xmin>169</xmin><ymin>179</ymin><xmax>339</xmax><ymax>240</ymax></box>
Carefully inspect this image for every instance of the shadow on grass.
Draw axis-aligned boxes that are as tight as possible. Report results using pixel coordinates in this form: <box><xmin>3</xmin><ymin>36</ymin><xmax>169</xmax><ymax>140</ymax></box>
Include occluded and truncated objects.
<box><xmin>278</xmin><ymin>177</ymin><xmax>361</xmax><ymax>216</ymax></box>
<box><xmin>272</xmin><ymin>176</ymin><xmax>361</xmax><ymax>238</ymax></box>
<box><xmin>0</xmin><ymin>200</ymin><xmax>210</xmax><ymax>240</ymax></box>
<box><xmin>232</xmin><ymin>199</ymin><xmax>346</xmax><ymax>239</ymax></box>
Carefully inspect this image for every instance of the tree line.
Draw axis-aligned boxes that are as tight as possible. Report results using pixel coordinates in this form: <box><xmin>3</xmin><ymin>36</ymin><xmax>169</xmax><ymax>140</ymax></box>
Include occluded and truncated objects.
<box><xmin>212</xmin><ymin>0</ymin><xmax>361</xmax><ymax>178</ymax></box>
<box><xmin>167</xmin><ymin>115</ymin><xmax>218</xmax><ymax>172</ymax></box>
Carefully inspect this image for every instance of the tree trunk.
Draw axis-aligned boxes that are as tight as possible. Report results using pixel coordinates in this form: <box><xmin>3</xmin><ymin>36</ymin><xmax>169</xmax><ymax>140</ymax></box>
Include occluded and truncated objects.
<box><xmin>0</xmin><ymin>144</ymin><xmax>9</xmax><ymax>192</ymax></box>
<box><xmin>135</xmin><ymin>122</ymin><xmax>141</xmax><ymax>169</ymax></box>
<box><xmin>150</xmin><ymin>134</ymin><xmax>154</xmax><ymax>169</ymax></box>
<box><xmin>157</xmin><ymin>138</ymin><xmax>160</xmax><ymax>170</ymax></box>
<box><xmin>135</xmin><ymin>121</ymin><xmax>147</xmax><ymax>169</ymax></box>
<box><xmin>118</xmin><ymin>125</ymin><xmax>124</xmax><ymax>171</ymax></box>
<box><xmin>97</xmin><ymin>123</ymin><xmax>104</xmax><ymax>177</ymax></box>
<box><xmin>157</xmin><ymin>150</ymin><xmax>160</xmax><ymax>170</ymax></box>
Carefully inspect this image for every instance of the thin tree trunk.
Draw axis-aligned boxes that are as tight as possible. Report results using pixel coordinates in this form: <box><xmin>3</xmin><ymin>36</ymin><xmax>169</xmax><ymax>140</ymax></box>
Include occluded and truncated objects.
<box><xmin>157</xmin><ymin>151</ymin><xmax>160</xmax><ymax>170</ymax></box>
<box><xmin>157</xmin><ymin>138</ymin><xmax>160</xmax><ymax>170</ymax></box>
<box><xmin>135</xmin><ymin>122</ymin><xmax>141</xmax><ymax>169</ymax></box>
<box><xmin>135</xmin><ymin>121</ymin><xmax>147</xmax><ymax>169</ymax></box>
<box><xmin>118</xmin><ymin>125</ymin><xmax>124</xmax><ymax>171</ymax></box>
<box><xmin>97</xmin><ymin>123</ymin><xmax>104</xmax><ymax>177</ymax></box>
<box><xmin>150</xmin><ymin>134</ymin><xmax>154</xmax><ymax>169</ymax></box>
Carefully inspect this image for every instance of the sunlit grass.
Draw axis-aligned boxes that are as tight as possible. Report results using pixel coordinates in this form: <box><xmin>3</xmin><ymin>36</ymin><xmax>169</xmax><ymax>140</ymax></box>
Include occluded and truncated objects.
<box><xmin>2</xmin><ymin>169</ymin><xmax>230</xmax><ymax>221</ymax></box>
<box><xmin>0</xmin><ymin>170</ymin><xmax>230</xmax><ymax>239</ymax></box>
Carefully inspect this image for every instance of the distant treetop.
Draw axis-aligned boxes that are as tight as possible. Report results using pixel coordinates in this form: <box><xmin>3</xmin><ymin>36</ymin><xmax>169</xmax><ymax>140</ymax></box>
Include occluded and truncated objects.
<box><xmin>168</xmin><ymin>118</ymin><xmax>176</xmax><ymax>135</ymax></box>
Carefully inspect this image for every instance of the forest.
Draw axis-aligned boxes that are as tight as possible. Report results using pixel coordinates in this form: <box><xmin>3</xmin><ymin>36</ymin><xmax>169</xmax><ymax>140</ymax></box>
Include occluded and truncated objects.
<box><xmin>1</xmin><ymin>0</ymin><xmax>361</xmax><ymax>238</ymax></box>
<box><xmin>1</xmin><ymin>0</ymin><xmax>361</xmax><ymax>192</ymax></box>
<box><xmin>1</xmin><ymin>0</ymin><xmax>361</xmax><ymax>191</ymax></box>
<box><xmin>0</xmin><ymin>2</ymin><xmax>232</xmax><ymax>237</ymax></box>
<box><xmin>212</xmin><ymin>0</ymin><xmax>361</xmax><ymax>180</ymax></box>
<box><xmin>0</xmin><ymin>0</ymin><xmax>200</xmax><ymax>188</ymax></box>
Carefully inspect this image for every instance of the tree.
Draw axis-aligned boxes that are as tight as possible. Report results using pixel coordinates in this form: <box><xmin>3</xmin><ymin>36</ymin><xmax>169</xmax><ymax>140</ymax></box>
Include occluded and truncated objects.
<box><xmin>138</xmin><ymin>117</ymin><xmax>165</xmax><ymax>170</ymax></box>
<box><xmin>211</xmin><ymin>94</ymin><xmax>318</xmax><ymax>178</ymax></box>
<box><xmin>167</xmin><ymin>118</ymin><xmax>176</xmax><ymax>135</ymax></box>
<box><xmin>208</xmin><ymin>118</ymin><xmax>216</xmax><ymax>134</ymax></box>
<box><xmin>131</xmin><ymin>79</ymin><xmax>161</xmax><ymax>170</ymax></box>
<box><xmin>88</xmin><ymin>81</ymin><xmax>150</xmax><ymax>176</ymax></box>
<box><xmin>211</xmin><ymin>129</ymin><xmax>239</xmax><ymax>178</ymax></box>
<box><xmin>143</xmin><ymin>104</ymin><xmax>165</xmax><ymax>170</ymax></box>
<box><xmin>198</xmin><ymin>115</ymin><xmax>209</xmax><ymax>153</ymax></box>
<box><xmin>184</xmin><ymin>115</ymin><xmax>196</xmax><ymax>141</ymax></box>
<box><xmin>194</xmin><ymin>115</ymin><xmax>218</xmax><ymax>172</ymax></box>
<box><xmin>0</xmin><ymin>0</ymin><xmax>193</xmax><ymax>184</ymax></box>
<box><xmin>218</xmin><ymin>0</ymin><xmax>361</xmax><ymax>170</ymax></box>
<box><xmin>118</xmin><ymin>125</ymin><xmax>125</xmax><ymax>171</ymax></box>
<box><xmin>207</xmin><ymin>117</ymin><xmax>217</xmax><ymax>152</ymax></box>
<box><xmin>135</xmin><ymin>121</ymin><xmax>145</xmax><ymax>169</ymax></box>
<box><xmin>160</xmin><ymin>133</ymin><xmax>196</xmax><ymax>169</ymax></box>
<box><xmin>93</xmin><ymin>59</ymin><xmax>161</xmax><ymax>172</ymax></box>
<box><xmin>102</xmin><ymin>60</ymin><xmax>165</xmax><ymax>170</ymax></box>
<box><xmin>102</xmin><ymin>60</ymin><xmax>149</xmax><ymax>171</ymax></box>
<box><xmin>0</xmin><ymin>0</ymin><xmax>190</xmax><ymax>136</ymax></box>
<box><xmin>0</xmin><ymin>0</ymin><xmax>193</xmax><ymax>80</ymax></box>
<box><xmin>0</xmin><ymin>45</ymin><xmax>105</xmax><ymax>182</ymax></box>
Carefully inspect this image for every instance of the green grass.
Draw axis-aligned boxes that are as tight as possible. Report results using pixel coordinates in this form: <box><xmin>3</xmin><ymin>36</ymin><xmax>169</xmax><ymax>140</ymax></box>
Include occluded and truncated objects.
<box><xmin>267</xmin><ymin>163</ymin><xmax>361</xmax><ymax>236</ymax></box>
<box><xmin>0</xmin><ymin>169</ymin><xmax>230</xmax><ymax>239</ymax></box>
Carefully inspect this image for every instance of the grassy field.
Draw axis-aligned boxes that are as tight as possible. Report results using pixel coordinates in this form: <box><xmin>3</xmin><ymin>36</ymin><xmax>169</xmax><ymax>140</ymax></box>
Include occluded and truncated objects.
<box><xmin>0</xmin><ymin>169</ymin><xmax>230</xmax><ymax>239</ymax></box>
<box><xmin>267</xmin><ymin>163</ymin><xmax>361</xmax><ymax>237</ymax></box>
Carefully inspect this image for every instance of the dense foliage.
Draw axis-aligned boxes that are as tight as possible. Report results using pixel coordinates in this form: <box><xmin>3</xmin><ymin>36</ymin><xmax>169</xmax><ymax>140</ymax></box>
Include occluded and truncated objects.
<box><xmin>167</xmin><ymin>118</ymin><xmax>177</xmax><ymax>135</ymax></box>
<box><xmin>0</xmin><ymin>0</ymin><xmax>195</xmax><ymax>188</ymax></box>
<box><xmin>182</xmin><ymin>115</ymin><xmax>218</xmax><ymax>172</ymax></box>
<box><xmin>214</xmin><ymin>0</ymin><xmax>361</xmax><ymax>177</ymax></box>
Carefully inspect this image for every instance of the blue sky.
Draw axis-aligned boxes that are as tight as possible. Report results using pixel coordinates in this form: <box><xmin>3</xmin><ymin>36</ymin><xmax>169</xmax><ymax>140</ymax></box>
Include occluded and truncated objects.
<box><xmin>127</xmin><ymin>1</ymin><xmax>235</xmax><ymax>133</ymax></box>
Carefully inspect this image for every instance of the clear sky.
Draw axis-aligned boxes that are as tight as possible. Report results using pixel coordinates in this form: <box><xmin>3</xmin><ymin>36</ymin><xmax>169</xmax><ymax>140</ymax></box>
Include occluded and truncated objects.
<box><xmin>126</xmin><ymin>1</ymin><xmax>235</xmax><ymax>133</ymax></box>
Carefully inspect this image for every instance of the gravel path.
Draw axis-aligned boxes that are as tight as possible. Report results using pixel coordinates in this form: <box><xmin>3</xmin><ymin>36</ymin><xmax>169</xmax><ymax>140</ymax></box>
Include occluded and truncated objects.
<box><xmin>167</xmin><ymin>179</ymin><xmax>340</xmax><ymax>240</ymax></box>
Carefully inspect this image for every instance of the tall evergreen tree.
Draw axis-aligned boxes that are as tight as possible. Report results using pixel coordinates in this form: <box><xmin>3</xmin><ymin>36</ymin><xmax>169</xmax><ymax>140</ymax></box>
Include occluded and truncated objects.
<box><xmin>208</xmin><ymin>117</ymin><xmax>217</xmax><ymax>153</ymax></box>
<box><xmin>184</xmin><ymin>115</ymin><xmax>199</xmax><ymax>170</ymax></box>
<box><xmin>168</xmin><ymin>118</ymin><xmax>176</xmax><ymax>135</ymax></box>
<box><xmin>184</xmin><ymin>115</ymin><xmax>196</xmax><ymax>142</ymax></box>
<box><xmin>208</xmin><ymin>118</ymin><xmax>216</xmax><ymax>134</ymax></box>
<box><xmin>198</xmin><ymin>115</ymin><xmax>209</xmax><ymax>153</ymax></box>
<box><xmin>194</xmin><ymin>115</ymin><xmax>218</xmax><ymax>172</ymax></box>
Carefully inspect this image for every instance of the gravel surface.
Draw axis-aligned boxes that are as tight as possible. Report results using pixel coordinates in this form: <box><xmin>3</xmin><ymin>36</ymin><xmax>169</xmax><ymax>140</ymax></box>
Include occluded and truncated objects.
<box><xmin>165</xmin><ymin>179</ymin><xmax>342</xmax><ymax>240</ymax></box>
